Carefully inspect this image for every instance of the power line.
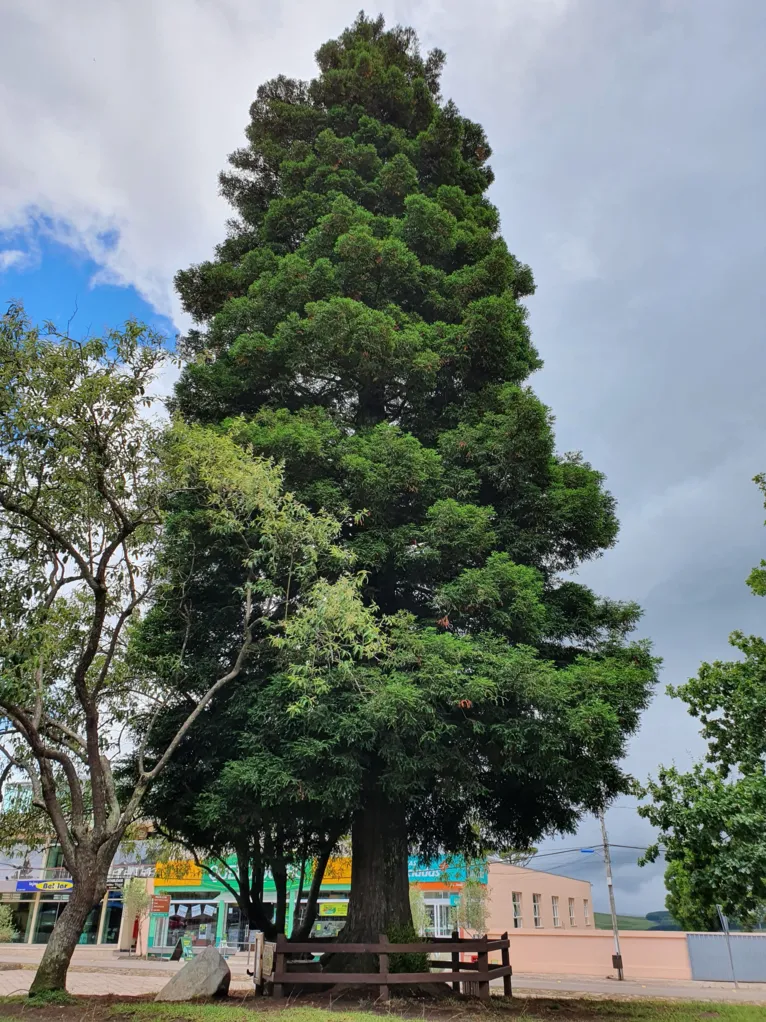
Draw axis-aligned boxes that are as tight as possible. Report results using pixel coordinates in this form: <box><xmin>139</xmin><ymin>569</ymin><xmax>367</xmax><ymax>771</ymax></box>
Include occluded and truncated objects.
<box><xmin>516</xmin><ymin>845</ymin><xmax>604</xmax><ymax>860</ymax></box>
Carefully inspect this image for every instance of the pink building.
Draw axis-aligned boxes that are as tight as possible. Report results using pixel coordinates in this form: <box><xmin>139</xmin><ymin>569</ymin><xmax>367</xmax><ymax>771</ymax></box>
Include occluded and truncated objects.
<box><xmin>485</xmin><ymin>861</ymin><xmax>593</xmax><ymax>934</ymax></box>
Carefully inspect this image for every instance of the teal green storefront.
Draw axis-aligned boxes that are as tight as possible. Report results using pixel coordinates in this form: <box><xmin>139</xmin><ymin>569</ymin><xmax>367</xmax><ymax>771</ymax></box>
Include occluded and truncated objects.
<box><xmin>148</xmin><ymin>855</ymin><xmax>483</xmax><ymax>948</ymax></box>
<box><xmin>148</xmin><ymin>858</ymin><xmax>353</xmax><ymax>948</ymax></box>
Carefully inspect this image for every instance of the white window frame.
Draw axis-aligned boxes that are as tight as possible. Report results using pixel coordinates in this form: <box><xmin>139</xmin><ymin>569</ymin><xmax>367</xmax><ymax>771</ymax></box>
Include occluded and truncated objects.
<box><xmin>568</xmin><ymin>897</ymin><xmax>577</xmax><ymax>927</ymax></box>
<box><xmin>552</xmin><ymin>895</ymin><xmax>561</xmax><ymax>927</ymax></box>
<box><xmin>512</xmin><ymin>891</ymin><xmax>523</xmax><ymax>929</ymax></box>
<box><xmin>583</xmin><ymin>899</ymin><xmax>591</xmax><ymax>926</ymax></box>
<box><xmin>532</xmin><ymin>893</ymin><xmax>542</xmax><ymax>928</ymax></box>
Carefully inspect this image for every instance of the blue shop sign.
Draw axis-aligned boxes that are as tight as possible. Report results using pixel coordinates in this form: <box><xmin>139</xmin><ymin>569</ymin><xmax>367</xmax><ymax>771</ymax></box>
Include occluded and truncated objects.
<box><xmin>16</xmin><ymin>879</ymin><xmax>74</xmax><ymax>893</ymax></box>
<box><xmin>407</xmin><ymin>856</ymin><xmax>487</xmax><ymax>884</ymax></box>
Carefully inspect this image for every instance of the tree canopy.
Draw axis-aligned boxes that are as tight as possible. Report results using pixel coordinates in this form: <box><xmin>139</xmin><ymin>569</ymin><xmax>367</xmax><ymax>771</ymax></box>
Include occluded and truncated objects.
<box><xmin>0</xmin><ymin>302</ymin><xmax>377</xmax><ymax>990</ymax></box>
<box><xmin>156</xmin><ymin>11</ymin><xmax>658</xmax><ymax>943</ymax></box>
<box><xmin>641</xmin><ymin>475</ymin><xmax>766</xmax><ymax>931</ymax></box>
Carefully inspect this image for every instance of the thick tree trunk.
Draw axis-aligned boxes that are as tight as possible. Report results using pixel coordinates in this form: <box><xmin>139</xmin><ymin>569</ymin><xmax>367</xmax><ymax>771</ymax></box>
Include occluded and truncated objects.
<box><xmin>29</xmin><ymin>877</ymin><xmax>101</xmax><ymax>996</ymax></box>
<box><xmin>248</xmin><ymin>907</ymin><xmax>278</xmax><ymax>940</ymax></box>
<box><xmin>325</xmin><ymin>791</ymin><xmax>411</xmax><ymax>972</ymax></box>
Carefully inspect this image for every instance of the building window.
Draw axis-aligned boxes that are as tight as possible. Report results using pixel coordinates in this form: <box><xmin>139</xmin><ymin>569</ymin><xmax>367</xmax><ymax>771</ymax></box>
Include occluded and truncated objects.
<box><xmin>168</xmin><ymin>901</ymin><xmax>219</xmax><ymax>946</ymax></box>
<box><xmin>568</xmin><ymin>897</ymin><xmax>577</xmax><ymax>927</ymax></box>
<box><xmin>512</xmin><ymin>892</ymin><xmax>522</xmax><ymax>929</ymax></box>
<box><xmin>552</xmin><ymin>896</ymin><xmax>561</xmax><ymax>927</ymax></box>
<box><xmin>584</xmin><ymin>899</ymin><xmax>591</xmax><ymax>926</ymax></box>
<box><xmin>0</xmin><ymin>894</ymin><xmax>34</xmax><ymax>943</ymax></box>
<box><xmin>532</xmin><ymin>893</ymin><xmax>542</xmax><ymax>928</ymax></box>
<box><xmin>34</xmin><ymin>899</ymin><xmax>101</xmax><ymax>945</ymax></box>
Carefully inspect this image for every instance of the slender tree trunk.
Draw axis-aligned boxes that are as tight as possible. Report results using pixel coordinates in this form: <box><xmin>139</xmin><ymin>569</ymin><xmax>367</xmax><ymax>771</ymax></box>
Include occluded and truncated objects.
<box><xmin>273</xmin><ymin>867</ymin><xmax>288</xmax><ymax>936</ymax></box>
<box><xmin>291</xmin><ymin>857</ymin><xmax>306</xmax><ymax>936</ymax></box>
<box><xmin>292</xmin><ymin>838</ymin><xmax>335</xmax><ymax>941</ymax></box>
<box><xmin>29</xmin><ymin>876</ymin><xmax>101</xmax><ymax>996</ymax></box>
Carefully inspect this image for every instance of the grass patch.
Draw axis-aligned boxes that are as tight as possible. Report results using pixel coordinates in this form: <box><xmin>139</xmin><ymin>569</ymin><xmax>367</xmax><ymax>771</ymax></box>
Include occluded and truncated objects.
<box><xmin>27</xmin><ymin>990</ymin><xmax>77</xmax><ymax>1007</ymax></box>
<box><xmin>110</xmin><ymin>1000</ymin><xmax>766</xmax><ymax>1022</ymax></box>
<box><xmin>0</xmin><ymin>999</ymin><xmax>762</xmax><ymax>1022</ymax></box>
<box><xmin>112</xmin><ymin>1007</ymin><xmax>383</xmax><ymax>1022</ymax></box>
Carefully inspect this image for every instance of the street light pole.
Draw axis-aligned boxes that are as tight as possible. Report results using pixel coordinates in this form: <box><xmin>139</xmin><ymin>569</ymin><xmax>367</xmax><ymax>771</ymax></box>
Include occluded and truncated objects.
<box><xmin>599</xmin><ymin>809</ymin><xmax>624</xmax><ymax>980</ymax></box>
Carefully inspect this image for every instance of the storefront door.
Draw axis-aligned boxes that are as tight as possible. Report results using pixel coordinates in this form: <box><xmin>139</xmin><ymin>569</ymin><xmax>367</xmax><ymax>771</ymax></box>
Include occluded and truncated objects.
<box><xmin>99</xmin><ymin>891</ymin><xmax>123</xmax><ymax>944</ymax></box>
<box><xmin>424</xmin><ymin>897</ymin><xmax>454</xmax><ymax>937</ymax></box>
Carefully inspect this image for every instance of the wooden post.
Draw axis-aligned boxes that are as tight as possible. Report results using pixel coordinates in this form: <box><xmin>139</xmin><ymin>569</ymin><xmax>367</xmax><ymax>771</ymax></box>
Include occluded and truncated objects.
<box><xmin>501</xmin><ymin>930</ymin><xmax>512</xmax><ymax>997</ymax></box>
<box><xmin>451</xmin><ymin>929</ymin><xmax>461</xmax><ymax>993</ymax></box>
<box><xmin>378</xmin><ymin>932</ymin><xmax>389</xmax><ymax>1002</ymax></box>
<box><xmin>477</xmin><ymin>934</ymin><xmax>490</xmax><ymax>1001</ymax></box>
<box><xmin>273</xmin><ymin>933</ymin><xmax>285</xmax><ymax>999</ymax></box>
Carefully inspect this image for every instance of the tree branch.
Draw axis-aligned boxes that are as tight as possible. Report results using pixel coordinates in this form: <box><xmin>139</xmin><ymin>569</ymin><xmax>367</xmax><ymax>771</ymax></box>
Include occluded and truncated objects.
<box><xmin>0</xmin><ymin>702</ymin><xmax>86</xmax><ymax>843</ymax></box>
<box><xmin>138</xmin><ymin>587</ymin><xmax>255</xmax><ymax>786</ymax></box>
<box><xmin>0</xmin><ymin>490</ymin><xmax>95</xmax><ymax>587</ymax></box>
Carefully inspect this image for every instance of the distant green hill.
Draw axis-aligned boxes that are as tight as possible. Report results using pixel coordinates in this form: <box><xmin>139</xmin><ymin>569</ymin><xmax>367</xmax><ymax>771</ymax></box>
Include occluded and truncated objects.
<box><xmin>594</xmin><ymin>912</ymin><xmax>655</xmax><ymax>930</ymax></box>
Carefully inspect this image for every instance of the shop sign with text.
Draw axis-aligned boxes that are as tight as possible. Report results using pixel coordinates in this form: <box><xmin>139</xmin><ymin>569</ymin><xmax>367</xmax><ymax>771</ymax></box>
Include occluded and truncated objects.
<box><xmin>16</xmin><ymin>880</ymin><xmax>73</xmax><ymax>893</ymax></box>
<box><xmin>406</xmin><ymin>856</ymin><xmax>487</xmax><ymax>884</ymax></box>
<box><xmin>319</xmin><ymin>902</ymin><xmax>348</xmax><ymax>917</ymax></box>
<box><xmin>151</xmin><ymin>895</ymin><xmax>171</xmax><ymax>914</ymax></box>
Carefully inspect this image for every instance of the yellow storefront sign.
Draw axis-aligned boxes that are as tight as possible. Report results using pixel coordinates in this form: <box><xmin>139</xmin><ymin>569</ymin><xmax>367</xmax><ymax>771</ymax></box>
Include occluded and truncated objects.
<box><xmin>319</xmin><ymin>902</ymin><xmax>348</xmax><ymax>917</ymax></box>
<box><xmin>155</xmin><ymin>860</ymin><xmax>203</xmax><ymax>887</ymax></box>
<box><xmin>322</xmin><ymin>857</ymin><xmax>351</xmax><ymax>884</ymax></box>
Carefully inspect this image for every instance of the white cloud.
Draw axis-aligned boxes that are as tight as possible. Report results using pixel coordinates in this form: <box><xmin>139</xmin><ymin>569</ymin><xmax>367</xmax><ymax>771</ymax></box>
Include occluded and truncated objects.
<box><xmin>2</xmin><ymin>0</ymin><xmax>765</xmax><ymax>900</ymax></box>
<box><xmin>0</xmin><ymin>0</ymin><xmax>575</xmax><ymax>327</ymax></box>
<box><xmin>0</xmin><ymin>0</ymin><xmax>354</xmax><ymax>323</ymax></box>
<box><xmin>0</xmin><ymin>248</ymin><xmax>30</xmax><ymax>272</ymax></box>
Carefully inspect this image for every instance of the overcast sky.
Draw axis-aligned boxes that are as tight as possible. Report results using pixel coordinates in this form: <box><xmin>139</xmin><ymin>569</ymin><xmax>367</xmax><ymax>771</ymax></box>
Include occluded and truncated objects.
<box><xmin>2</xmin><ymin>0</ymin><xmax>764</xmax><ymax>916</ymax></box>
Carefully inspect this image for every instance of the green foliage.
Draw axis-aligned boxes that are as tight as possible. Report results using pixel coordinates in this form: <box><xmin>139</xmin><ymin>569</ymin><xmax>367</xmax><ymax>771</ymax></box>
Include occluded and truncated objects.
<box><xmin>385</xmin><ymin>921</ymin><xmax>429</xmax><ymax>974</ymax></box>
<box><xmin>640</xmin><ymin>475</ymin><xmax>766</xmax><ymax>931</ymax></box>
<box><xmin>455</xmin><ymin>876</ymin><xmax>488</xmax><ymax>936</ymax></box>
<box><xmin>26</xmin><ymin>988</ymin><xmax>76</xmax><ymax>1006</ymax></box>
<box><xmin>0</xmin><ymin>303</ymin><xmax>381</xmax><ymax>984</ymax></box>
<box><xmin>0</xmin><ymin>905</ymin><xmax>17</xmax><ymax>943</ymax></box>
<box><xmin>122</xmin><ymin>877</ymin><xmax>151</xmax><ymax>921</ymax></box>
<box><xmin>161</xmin><ymin>10</ymin><xmax>657</xmax><ymax>935</ymax></box>
<box><xmin>408</xmin><ymin>884</ymin><xmax>429</xmax><ymax>936</ymax></box>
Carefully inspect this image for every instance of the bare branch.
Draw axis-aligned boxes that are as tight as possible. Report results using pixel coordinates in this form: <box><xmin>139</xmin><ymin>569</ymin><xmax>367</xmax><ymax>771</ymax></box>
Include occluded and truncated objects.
<box><xmin>92</xmin><ymin>582</ymin><xmax>153</xmax><ymax>698</ymax></box>
<box><xmin>153</xmin><ymin>825</ymin><xmax>243</xmax><ymax>904</ymax></box>
<box><xmin>141</xmin><ymin>586</ymin><xmax>255</xmax><ymax>785</ymax></box>
<box><xmin>0</xmin><ymin>490</ymin><xmax>95</xmax><ymax>587</ymax></box>
<box><xmin>0</xmin><ymin>702</ymin><xmax>86</xmax><ymax>838</ymax></box>
<box><xmin>0</xmin><ymin>745</ymin><xmax>43</xmax><ymax>805</ymax></box>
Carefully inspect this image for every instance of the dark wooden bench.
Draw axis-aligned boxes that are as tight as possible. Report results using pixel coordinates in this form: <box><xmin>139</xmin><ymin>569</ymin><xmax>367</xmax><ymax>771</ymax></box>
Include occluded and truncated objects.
<box><xmin>272</xmin><ymin>931</ymin><xmax>512</xmax><ymax>1001</ymax></box>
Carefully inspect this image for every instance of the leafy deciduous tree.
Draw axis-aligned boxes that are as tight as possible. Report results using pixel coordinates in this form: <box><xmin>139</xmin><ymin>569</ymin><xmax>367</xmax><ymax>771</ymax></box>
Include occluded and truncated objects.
<box><xmin>0</xmin><ymin>304</ymin><xmax>376</xmax><ymax>992</ymax></box>
<box><xmin>641</xmin><ymin>476</ymin><xmax>766</xmax><ymax>931</ymax></box>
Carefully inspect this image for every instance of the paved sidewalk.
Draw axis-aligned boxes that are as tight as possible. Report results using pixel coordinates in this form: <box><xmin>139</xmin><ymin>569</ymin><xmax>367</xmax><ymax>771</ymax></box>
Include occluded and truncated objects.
<box><xmin>0</xmin><ymin>945</ymin><xmax>255</xmax><ymax>997</ymax></box>
<box><xmin>0</xmin><ymin>967</ymin><xmax>253</xmax><ymax>998</ymax></box>
<box><xmin>507</xmin><ymin>973</ymin><xmax>766</xmax><ymax>1004</ymax></box>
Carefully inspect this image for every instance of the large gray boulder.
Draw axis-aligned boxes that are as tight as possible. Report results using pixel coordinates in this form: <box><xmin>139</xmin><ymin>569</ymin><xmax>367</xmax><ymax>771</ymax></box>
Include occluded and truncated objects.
<box><xmin>155</xmin><ymin>947</ymin><xmax>231</xmax><ymax>1002</ymax></box>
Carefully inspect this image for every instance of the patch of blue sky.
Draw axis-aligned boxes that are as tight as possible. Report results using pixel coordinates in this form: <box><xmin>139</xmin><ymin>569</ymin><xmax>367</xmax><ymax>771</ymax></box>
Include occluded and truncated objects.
<box><xmin>0</xmin><ymin>220</ymin><xmax>176</xmax><ymax>346</ymax></box>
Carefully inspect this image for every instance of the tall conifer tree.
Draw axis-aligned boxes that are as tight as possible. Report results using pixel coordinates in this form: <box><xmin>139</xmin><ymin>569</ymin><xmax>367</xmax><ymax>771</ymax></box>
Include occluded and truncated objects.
<box><xmin>169</xmin><ymin>13</ymin><xmax>657</xmax><ymax>943</ymax></box>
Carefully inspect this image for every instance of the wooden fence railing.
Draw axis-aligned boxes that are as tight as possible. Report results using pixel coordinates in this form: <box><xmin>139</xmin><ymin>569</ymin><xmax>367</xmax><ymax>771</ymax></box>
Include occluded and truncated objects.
<box><xmin>273</xmin><ymin>931</ymin><xmax>512</xmax><ymax>1001</ymax></box>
